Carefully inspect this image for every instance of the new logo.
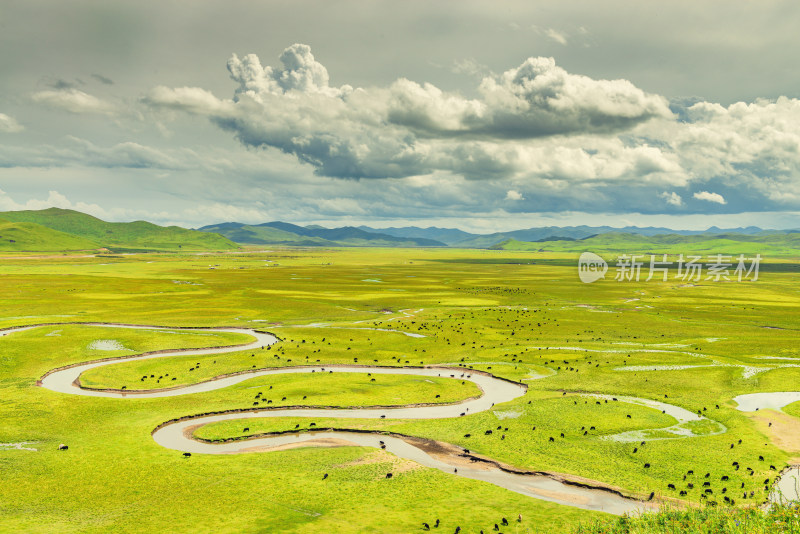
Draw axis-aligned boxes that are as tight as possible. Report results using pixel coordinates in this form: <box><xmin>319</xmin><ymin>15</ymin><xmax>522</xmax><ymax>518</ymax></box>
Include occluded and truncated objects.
<box><xmin>578</xmin><ymin>252</ymin><xmax>608</xmax><ymax>283</ymax></box>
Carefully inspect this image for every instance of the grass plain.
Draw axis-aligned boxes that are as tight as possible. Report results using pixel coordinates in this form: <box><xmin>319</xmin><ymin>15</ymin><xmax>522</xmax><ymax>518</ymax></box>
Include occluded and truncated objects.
<box><xmin>1</xmin><ymin>246</ymin><xmax>799</xmax><ymax>532</ymax></box>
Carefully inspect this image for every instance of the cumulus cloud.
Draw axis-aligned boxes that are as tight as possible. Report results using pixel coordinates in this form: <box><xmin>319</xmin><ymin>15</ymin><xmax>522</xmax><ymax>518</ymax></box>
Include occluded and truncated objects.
<box><xmin>662</xmin><ymin>98</ymin><xmax>800</xmax><ymax>203</ymax></box>
<box><xmin>132</xmin><ymin>43</ymin><xmax>800</xmax><ymax>216</ymax></box>
<box><xmin>227</xmin><ymin>44</ymin><xmax>349</xmax><ymax>98</ymax></box>
<box><xmin>612</xmin><ymin>94</ymin><xmax>800</xmax><ymax>213</ymax></box>
<box><xmin>143</xmin><ymin>44</ymin><xmax>672</xmax><ymax>181</ymax></box>
<box><xmin>693</xmin><ymin>191</ymin><xmax>726</xmax><ymax>204</ymax></box>
<box><xmin>31</xmin><ymin>88</ymin><xmax>116</xmax><ymax>115</ymax></box>
<box><xmin>390</xmin><ymin>56</ymin><xmax>671</xmax><ymax>138</ymax></box>
<box><xmin>660</xmin><ymin>191</ymin><xmax>683</xmax><ymax>206</ymax></box>
<box><xmin>505</xmin><ymin>189</ymin><xmax>524</xmax><ymax>200</ymax></box>
<box><xmin>0</xmin><ymin>113</ymin><xmax>23</xmax><ymax>133</ymax></box>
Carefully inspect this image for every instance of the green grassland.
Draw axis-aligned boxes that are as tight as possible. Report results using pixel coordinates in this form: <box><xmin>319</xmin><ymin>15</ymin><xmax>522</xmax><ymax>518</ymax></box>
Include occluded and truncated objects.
<box><xmin>0</xmin><ymin>208</ymin><xmax>238</xmax><ymax>252</ymax></box>
<box><xmin>81</xmin><ymin>365</ymin><xmax>482</xmax><ymax>408</ymax></box>
<box><xmin>495</xmin><ymin>232</ymin><xmax>800</xmax><ymax>257</ymax></box>
<box><xmin>0</xmin><ymin>219</ymin><xmax>100</xmax><ymax>251</ymax></box>
<box><xmin>1</xmin><ymin>246</ymin><xmax>799</xmax><ymax>532</ymax></box>
<box><xmin>574</xmin><ymin>503</ymin><xmax>800</xmax><ymax>533</ymax></box>
<box><xmin>784</xmin><ymin>402</ymin><xmax>800</xmax><ymax>419</ymax></box>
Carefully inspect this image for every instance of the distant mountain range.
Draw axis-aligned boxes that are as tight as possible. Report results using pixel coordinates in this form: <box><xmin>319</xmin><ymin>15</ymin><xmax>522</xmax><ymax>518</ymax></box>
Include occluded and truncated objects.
<box><xmin>356</xmin><ymin>224</ymin><xmax>775</xmax><ymax>247</ymax></box>
<box><xmin>0</xmin><ymin>208</ymin><xmax>238</xmax><ymax>252</ymax></box>
<box><xmin>200</xmin><ymin>219</ymin><xmax>794</xmax><ymax>249</ymax></box>
<box><xmin>197</xmin><ymin>221</ymin><xmax>447</xmax><ymax>247</ymax></box>
<box><xmin>2</xmin><ymin>207</ymin><xmax>797</xmax><ymax>253</ymax></box>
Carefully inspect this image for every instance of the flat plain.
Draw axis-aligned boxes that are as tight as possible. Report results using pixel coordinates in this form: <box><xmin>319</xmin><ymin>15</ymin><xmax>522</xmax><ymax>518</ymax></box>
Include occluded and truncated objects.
<box><xmin>1</xmin><ymin>247</ymin><xmax>799</xmax><ymax>533</ymax></box>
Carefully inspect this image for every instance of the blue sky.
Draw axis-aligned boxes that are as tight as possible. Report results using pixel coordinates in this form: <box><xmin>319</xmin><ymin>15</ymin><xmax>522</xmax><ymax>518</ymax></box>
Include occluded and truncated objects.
<box><xmin>1</xmin><ymin>1</ymin><xmax>799</xmax><ymax>231</ymax></box>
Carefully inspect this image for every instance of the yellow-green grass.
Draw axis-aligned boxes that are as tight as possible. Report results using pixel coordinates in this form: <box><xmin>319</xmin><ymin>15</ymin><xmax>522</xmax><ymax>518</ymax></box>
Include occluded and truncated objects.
<box><xmin>496</xmin><ymin>232</ymin><xmax>800</xmax><ymax>257</ymax></box>
<box><xmin>78</xmin><ymin>326</ymin><xmax>433</xmax><ymax>390</ymax></box>
<box><xmin>0</xmin><ymin>325</ymin><xmax>599</xmax><ymax>533</ymax></box>
<box><xmin>573</xmin><ymin>503</ymin><xmax>800</xmax><ymax>533</ymax></box>
<box><xmin>196</xmin><ymin>377</ymin><xmax>784</xmax><ymax>504</ymax></box>
<box><xmin>0</xmin><ymin>219</ymin><xmax>100</xmax><ymax>251</ymax></box>
<box><xmin>784</xmin><ymin>402</ymin><xmax>800</xmax><ymax>419</ymax></box>
<box><xmin>81</xmin><ymin>369</ymin><xmax>481</xmax><ymax>407</ymax></box>
<box><xmin>1</xmin><ymin>325</ymin><xmax>252</xmax><ymax>382</ymax></box>
<box><xmin>1</xmin><ymin>246</ymin><xmax>800</xmax><ymax>532</ymax></box>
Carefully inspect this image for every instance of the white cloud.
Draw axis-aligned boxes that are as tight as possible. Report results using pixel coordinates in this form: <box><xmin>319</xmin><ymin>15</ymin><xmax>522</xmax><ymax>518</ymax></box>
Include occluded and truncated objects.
<box><xmin>227</xmin><ymin>44</ymin><xmax>349</xmax><ymax>99</ymax></box>
<box><xmin>545</xmin><ymin>28</ymin><xmax>568</xmax><ymax>45</ymax></box>
<box><xmin>0</xmin><ymin>113</ymin><xmax>23</xmax><ymax>133</ymax></box>
<box><xmin>182</xmin><ymin>202</ymin><xmax>272</xmax><ymax>225</ymax></box>
<box><xmin>4</xmin><ymin>4</ymin><xmax>800</xmax><ymax>226</ymax></box>
<box><xmin>650</xmin><ymin>97</ymin><xmax>800</xmax><ymax>202</ymax></box>
<box><xmin>30</xmin><ymin>89</ymin><xmax>116</xmax><ymax>115</ymax></box>
<box><xmin>143</xmin><ymin>86</ymin><xmax>234</xmax><ymax>116</ymax></box>
<box><xmin>143</xmin><ymin>44</ymin><xmax>672</xmax><ymax>183</ymax></box>
<box><xmin>0</xmin><ymin>189</ymin><xmax>119</xmax><ymax>219</ymax></box>
<box><xmin>451</xmin><ymin>58</ymin><xmax>489</xmax><ymax>77</ymax></box>
<box><xmin>0</xmin><ymin>136</ymin><xmax>194</xmax><ymax>171</ymax></box>
<box><xmin>394</xmin><ymin>56</ymin><xmax>672</xmax><ymax>138</ymax></box>
<box><xmin>9</xmin><ymin>41</ymin><xmax>799</xmax><ymax>220</ymax></box>
<box><xmin>311</xmin><ymin>196</ymin><xmax>368</xmax><ymax>215</ymax></box>
<box><xmin>693</xmin><ymin>191</ymin><xmax>726</xmax><ymax>204</ymax></box>
<box><xmin>660</xmin><ymin>191</ymin><xmax>683</xmax><ymax>206</ymax></box>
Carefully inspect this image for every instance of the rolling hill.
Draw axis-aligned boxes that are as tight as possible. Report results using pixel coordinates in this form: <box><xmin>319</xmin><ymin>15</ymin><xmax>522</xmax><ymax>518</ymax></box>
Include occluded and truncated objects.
<box><xmin>0</xmin><ymin>219</ymin><xmax>101</xmax><ymax>252</ymax></box>
<box><xmin>0</xmin><ymin>208</ymin><xmax>238</xmax><ymax>252</ymax></box>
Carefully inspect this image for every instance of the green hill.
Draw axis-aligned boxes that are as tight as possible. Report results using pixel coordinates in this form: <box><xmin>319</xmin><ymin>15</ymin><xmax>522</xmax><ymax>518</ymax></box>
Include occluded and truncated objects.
<box><xmin>0</xmin><ymin>219</ymin><xmax>100</xmax><ymax>252</ymax></box>
<box><xmin>0</xmin><ymin>208</ymin><xmax>238</xmax><ymax>252</ymax></box>
<box><xmin>491</xmin><ymin>232</ymin><xmax>800</xmax><ymax>256</ymax></box>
